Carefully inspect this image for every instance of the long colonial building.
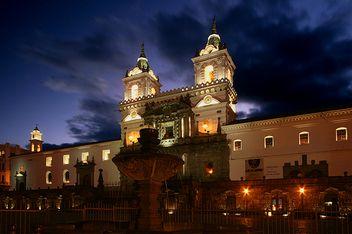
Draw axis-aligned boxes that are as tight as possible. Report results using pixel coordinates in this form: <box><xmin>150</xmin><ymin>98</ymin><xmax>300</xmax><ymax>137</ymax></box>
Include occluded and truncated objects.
<box><xmin>7</xmin><ymin>19</ymin><xmax>352</xmax><ymax>193</ymax></box>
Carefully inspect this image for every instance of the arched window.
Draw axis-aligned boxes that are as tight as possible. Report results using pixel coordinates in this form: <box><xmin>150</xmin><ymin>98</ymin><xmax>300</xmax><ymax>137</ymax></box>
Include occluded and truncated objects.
<box><xmin>63</xmin><ymin>170</ymin><xmax>70</xmax><ymax>183</ymax></box>
<box><xmin>264</xmin><ymin>136</ymin><xmax>274</xmax><ymax>148</ymax></box>
<box><xmin>204</xmin><ymin>65</ymin><xmax>215</xmax><ymax>83</ymax></box>
<box><xmin>299</xmin><ymin>132</ymin><xmax>309</xmax><ymax>145</ymax></box>
<box><xmin>46</xmin><ymin>171</ymin><xmax>52</xmax><ymax>184</ymax></box>
<box><xmin>131</xmin><ymin>84</ymin><xmax>139</xmax><ymax>99</ymax></box>
<box><xmin>234</xmin><ymin>139</ymin><xmax>242</xmax><ymax>151</ymax></box>
<box><xmin>336</xmin><ymin>127</ymin><xmax>348</xmax><ymax>141</ymax></box>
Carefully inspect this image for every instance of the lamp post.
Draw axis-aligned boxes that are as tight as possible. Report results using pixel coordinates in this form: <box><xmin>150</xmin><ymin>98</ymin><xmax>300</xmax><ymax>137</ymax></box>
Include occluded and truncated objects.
<box><xmin>299</xmin><ymin>186</ymin><xmax>305</xmax><ymax>211</ymax></box>
<box><xmin>243</xmin><ymin>187</ymin><xmax>249</xmax><ymax>214</ymax></box>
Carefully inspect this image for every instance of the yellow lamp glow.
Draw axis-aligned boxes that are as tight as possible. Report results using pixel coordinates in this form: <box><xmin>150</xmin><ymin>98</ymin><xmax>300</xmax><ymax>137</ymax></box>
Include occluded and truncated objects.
<box><xmin>243</xmin><ymin>187</ymin><xmax>250</xmax><ymax>195</ymax></box>
<box><xmin>299</xmin><ymin>187</ymin><xmax>305</xmax><ymax>195</ymax></box>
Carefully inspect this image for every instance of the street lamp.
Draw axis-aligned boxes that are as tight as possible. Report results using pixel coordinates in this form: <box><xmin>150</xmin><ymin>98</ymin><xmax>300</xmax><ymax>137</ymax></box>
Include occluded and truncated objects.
<box><xmin>299</xmin><ymin>186</ymin><xmax>305</xmax><ymax>211</ymax></box>
<box><xmin>243</xmin><ymin>187</ymin><xmax>250</xmax><ymax>213</ymax></box>
<box><xmin>243</xmin><ymin>188</ymin><xmax>250</xmax><ymax>196</ymax></box>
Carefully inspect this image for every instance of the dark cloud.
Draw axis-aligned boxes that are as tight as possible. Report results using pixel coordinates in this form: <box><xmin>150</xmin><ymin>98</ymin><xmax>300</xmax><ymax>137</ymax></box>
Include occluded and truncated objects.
<box><xmin>66</xmin><ymin>97</ymin><xmax>120</xmax><ymax>142</ymax></box>
<box><xmin>44</xmin><ymin>74</ymin><xmax>107</xmax><ymax>94</ymax></box>
<box><xmin>152</xmin><ymin>13</ymin><xmax>206</xmax><ymax>84</ymax></box>
<box><xmin>22</xmin><ymin>31</ymin><xmax>127</xmax><ymax>72</ymax></box>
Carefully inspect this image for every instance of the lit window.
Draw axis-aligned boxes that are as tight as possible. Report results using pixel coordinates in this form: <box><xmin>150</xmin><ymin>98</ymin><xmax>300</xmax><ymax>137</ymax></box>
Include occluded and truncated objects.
<box><xmin>131</xmin><ymin>84</ymin><xmax>139</xmax><ymax>99</ymax></box>
<box><xmin>45</xmin><ymin>157</ymin><xmax>52</xmax><ymax>167</ymax></box>
<box><xmin>198</xmin><ymin>119</ymin><xmax>217</xmax><ymax>134</ymax></box>
<box><xmin>37</xmin><ymin>145</ymin><xmax>41</xmax><ymax>152</ymax></box>
<box><xmin>234</xmin><ymin>140</ymin><xmax>242</xmax><ymax>151</ymax></box>
<box><xmin>126</xmin><ymin>131</ymin><xmax>140</xmax><ymax>145</ymax></box>
<box><xmin>264</xmin><ymin>136</ymin><xmax>274</xmax><ymax>148</ymax></box>
<box><xmin>63</xmin><ymin>170</ymin><xmax>70</xmax><ymax>183</ymax></box>
<box><xmin>149</xmin><ymin>87</ymin><xmax>156</xmax><ymax>95</ymax></box>
<box><xmin>46</xmin><ymin>171</ymin><xmax>52</xmax><ymax>184</ymax></box>
<box><xmin>102</xmin><ymin>149</ymin><xmax>110</xmax><ymax>161</ymax></box>
<box><xmin>336</xmin><ymin>127</ymin><xmax>348</xmax><ymax>141</ymax></box>
<box><xmin>205</xmin><ymin>162</ymin><xmax>214</xmax><ymax>175</ymax></box>
<box><xmin>204</xmin><ymin>65</ymin><xmax>215</xmax><ymax>83</ymax></box>
<box><xmin>299</xmin><ymin>132</ymin><xmax>309</xmax><ymax>145</ymax></box>
<box><xmin>63</xmin><ymin>154</ymin><xmax>70</xmax><ymax>165</ymax></box>
<box><xmin>81</xmin><ymin>152</ymin><xmax>89</xmax><ymax>163</ymax></box>
<box><xmin>31</xmin><ymin>144</ymin><xmax>34</xmax><ymax>152</ymax></box>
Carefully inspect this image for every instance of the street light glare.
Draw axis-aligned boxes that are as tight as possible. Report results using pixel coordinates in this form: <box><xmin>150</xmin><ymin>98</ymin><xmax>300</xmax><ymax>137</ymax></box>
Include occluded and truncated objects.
<box><xmin>299</xmin><ymin>187</ymin><xmax>305</xmax><ymax>195</ymax></box>
<box><xmin>243</xmin><ymin>188</ymin><xmax>249</xmax><ymax>195</ymax></box>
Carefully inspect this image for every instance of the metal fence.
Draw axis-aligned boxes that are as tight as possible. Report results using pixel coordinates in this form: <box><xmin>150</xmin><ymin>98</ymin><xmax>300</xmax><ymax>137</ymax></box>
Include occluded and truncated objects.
<box><xmin>0</xmin><ymin>205</ymin><xmax>138</xmax><ymax>234</ymax></box>
<box><xmin>1</xmin><ymin>207</ymin><xmax>351</xmax><ymax>233</ymax></box>
<box><xmin>161</xmin><ymin>208</ymin><xmax>352</xmax><ymax>233</ymax></box>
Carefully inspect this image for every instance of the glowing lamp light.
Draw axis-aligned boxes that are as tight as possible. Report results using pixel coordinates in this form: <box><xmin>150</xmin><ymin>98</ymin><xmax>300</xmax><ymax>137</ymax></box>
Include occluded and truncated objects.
<box><xmin>168</xmin><ymin>210</ymin><xmax>174</xmax><ymax>215</ymax></box>
<box><xmin>202</xmin><ymin>123</ymin><xmax>208</xmax><ymax>130</ymax></box>
<box><xmin>205</xmin><ymin>162</ymin><xmax>214</xmax><ymax>175</ymax></box>
<box><xmin>243</xmin><ymin>187</ymin><xmax>250</xmax><ymax>196</ymax></box>
<box><xmin>299</xmin><ymin>187</ymin><xmax>305</xmax><ymax>195</ymax></box>
<box><xmin>128</xmin><ymin>135</ymin><xmax>134</xmax><ymax>142</ymax></box>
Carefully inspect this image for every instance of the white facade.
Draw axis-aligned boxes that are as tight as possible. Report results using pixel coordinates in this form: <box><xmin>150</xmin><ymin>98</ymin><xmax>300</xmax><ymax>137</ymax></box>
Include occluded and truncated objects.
<box><xmin>223</xmin><ymin>108</ymin><xmax>352</xmax><ymax>180</ymax></box>
<box><xmin>10</xmin><ymin>140</ymin><xmax>122</xmax><ymax>189</ymax></box>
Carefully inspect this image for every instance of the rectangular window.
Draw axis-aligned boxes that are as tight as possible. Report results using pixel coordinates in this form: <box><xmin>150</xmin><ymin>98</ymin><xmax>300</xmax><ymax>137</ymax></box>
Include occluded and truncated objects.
<box><xmin>234</xmin><ymin>140</ymin><xmax>242</xmax><ymax>151</ymax></box>
<box><xmin>336</xmin><ymin>128</ymin><xmax>348</xmax><ymax>141</ymax></box>
<box><xmin>63</xmin><ymin>154</ymin><xmax>70</xmax><ymax>165</ymax></box>
<box><xmin>82</xmin><ymin>152</ymin><xmax>89</xmax><ymax>163</ymax></box>
<box><xmin>46</xmin><ymin>157</ymin><xmax>52</xmax><ymax>167</ymax></box>
<box><xmin>264</xmin><ymin>136</ymin><xmax>274</xmax><ymax>148</ymax></box>
<box><xmin>102</xmin><ymin>149</ymin><xmax>110</xmax><ymax>161</ymax></box>
<box><xmin>299</xmin><ymin>132</ymin><xmax>309</xmax><ymax>145</ymax></box>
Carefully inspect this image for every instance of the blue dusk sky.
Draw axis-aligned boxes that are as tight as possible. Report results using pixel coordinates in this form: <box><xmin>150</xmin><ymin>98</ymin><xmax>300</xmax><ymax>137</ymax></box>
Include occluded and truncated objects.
<box><xmin>0</xmin><ymin>0</ymin><xmax>351</xmax><ymax>148</ymax></box>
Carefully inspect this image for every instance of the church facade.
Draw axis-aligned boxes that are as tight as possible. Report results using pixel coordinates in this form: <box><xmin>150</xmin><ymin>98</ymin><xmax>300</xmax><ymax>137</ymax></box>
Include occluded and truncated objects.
<box><xmin>8</xmin><ymin>19</ymin><xmax>352</xmax><ymax>192</ymax></box>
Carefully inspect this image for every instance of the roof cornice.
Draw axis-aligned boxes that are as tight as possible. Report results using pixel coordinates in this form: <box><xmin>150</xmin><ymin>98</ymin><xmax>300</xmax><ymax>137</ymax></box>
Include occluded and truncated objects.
<box><xmin>222</xmin><ymin>107</ymin><xmax>352</xmax><ymax>132</ymax></box>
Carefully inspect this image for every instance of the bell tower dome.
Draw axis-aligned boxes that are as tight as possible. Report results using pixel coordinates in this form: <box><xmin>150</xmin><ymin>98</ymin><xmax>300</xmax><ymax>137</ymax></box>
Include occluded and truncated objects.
<box><xmin>29</xmin><ymin>125</ymin><xmax>43</xmax><ymax>152</ymax></box>
<box><xmin>192</xmin><ymin>17</ymin><xmax>236</xmax><ymax>85</ymax></box>
<box><xmin>122</xmin><ymin>44</ymin><xmax>161</xmax><ymax>101</ymax></box>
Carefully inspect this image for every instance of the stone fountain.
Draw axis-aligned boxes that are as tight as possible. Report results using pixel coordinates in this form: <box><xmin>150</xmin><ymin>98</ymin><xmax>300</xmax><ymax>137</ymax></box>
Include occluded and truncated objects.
<box><xmin>113</xmin><ymin>128</ymin><xmax>184</xmax><ymax>231</ymax></box>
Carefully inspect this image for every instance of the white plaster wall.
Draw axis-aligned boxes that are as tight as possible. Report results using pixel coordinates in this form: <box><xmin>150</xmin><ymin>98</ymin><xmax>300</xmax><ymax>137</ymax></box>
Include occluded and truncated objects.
<box><xmin>10</xmin><ymin>140</ymin><xmax>122</xmax><ymax>189</ymax></box>
<box><xmin>225</xmin><ymin>112</ymin><xmax>352</xmax><ymax>181</ymax></box>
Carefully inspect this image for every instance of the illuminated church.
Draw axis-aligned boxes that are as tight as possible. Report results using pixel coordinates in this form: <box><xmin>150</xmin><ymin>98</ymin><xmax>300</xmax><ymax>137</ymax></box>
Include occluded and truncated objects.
<box><xmin>5</xmin><ymin>18</ymin><xmax>352</xmax><ymax>192</ymax></box>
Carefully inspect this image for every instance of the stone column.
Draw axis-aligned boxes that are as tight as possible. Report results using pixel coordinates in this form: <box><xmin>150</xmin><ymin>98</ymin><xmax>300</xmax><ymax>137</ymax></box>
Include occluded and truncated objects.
<box><xmin>184</xmin><ymin>115</ymin><xmax>189</xmax><ymax>138</ymax></box>
<box><xmin>137</xmin><ymin>180</ymin><xmax>162</xmax><ymax>231</ymax></box>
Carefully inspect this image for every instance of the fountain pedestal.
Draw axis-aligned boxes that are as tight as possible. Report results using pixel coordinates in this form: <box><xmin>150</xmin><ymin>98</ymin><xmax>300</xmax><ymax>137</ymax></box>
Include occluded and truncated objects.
<box><xmin>113</xmin><ymin>128</ymin><xmax>183</xmax><ymax>231</ymax></box>
<box><xmin>137</xmin><ymin>180</ymin><xmax>162</xmax><ymax>230</ymax></box>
